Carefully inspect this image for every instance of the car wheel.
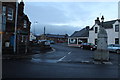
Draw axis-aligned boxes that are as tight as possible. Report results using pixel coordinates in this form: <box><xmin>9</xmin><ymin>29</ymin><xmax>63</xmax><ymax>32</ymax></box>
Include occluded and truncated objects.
<box><xmin>81</xmin><ymin>46</ymin><xmax>83</xmax><ymax>49</ymax></box>
<box><xmin>90</xmin><ymin>48</ymin><xmax>93</xmax><ymax>51</ymax></box>
<box><xmin>116</xmin><ymin>50</ymin><xmax>120</xmax><ymax>54</ymax></box>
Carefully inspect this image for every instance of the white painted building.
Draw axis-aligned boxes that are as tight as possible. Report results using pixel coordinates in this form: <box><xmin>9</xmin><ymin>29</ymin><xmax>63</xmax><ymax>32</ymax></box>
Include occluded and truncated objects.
<box><xmin>88</xmin><ymin>17</ymin><xmax>120</xmax><ymax>45</ymax></box>
<box><xmin>29</xmin><ymin>32</ymin><xmax>36</xmax><ymax>41</ymax></box>
<box><xmin>68</xmin><ymin>26</ymin><xmax>89</xmax><ymax>47</ymax></box>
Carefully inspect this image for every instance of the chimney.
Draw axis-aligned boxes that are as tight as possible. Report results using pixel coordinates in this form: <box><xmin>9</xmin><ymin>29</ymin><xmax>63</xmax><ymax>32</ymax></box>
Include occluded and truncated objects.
<box><xmin>18</xmin><ymin>0</ymin><xmax>24</xmax><ymax>15</ymax></box>
<box><xmin>95</xmin><ymin>17</ymin><xmax>100</xmax><ymax>25</ymax></box>
<box><xmin>86</xmin><ymin>26</ymin><xmax>89</xmax><ymax>29</ymax></box>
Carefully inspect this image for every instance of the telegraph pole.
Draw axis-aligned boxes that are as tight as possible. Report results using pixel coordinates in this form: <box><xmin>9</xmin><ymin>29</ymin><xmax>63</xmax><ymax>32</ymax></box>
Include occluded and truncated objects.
<box><xmin>44</xmin><ymin>26</ymin><xmax>46</xmax><ymax>39</ymax></box>
<box><xmin>0</xmin><ymin>1</ymin><xmax>2</xmax><ymax>79</ymax></box>
<box><xmin>14</xmin><ymin>0</ymin><xmax>18</xmax><ymax>53</ymax></box>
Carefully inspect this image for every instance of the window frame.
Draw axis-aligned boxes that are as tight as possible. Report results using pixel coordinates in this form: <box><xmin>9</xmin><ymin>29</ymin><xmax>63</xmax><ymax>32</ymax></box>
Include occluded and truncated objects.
<box><xmin>95</xmin><ymin>27</ymin><xmax>98</xmax><ymax>33</ymax></box>
<box><xmin>7</xmin><ymin>7</ymin><xmax>13</xmax><ymax>21</ymax></box>
<box><xmin>115</xmin><ymin>25</ymin><xmax>119</xmax><ymax>32</ymax></box>
<box><xmin>24</xmin><ymin>20</ymin><xmax>27</xmax><ymax>28</ymax></box>
<box><xmin>2</xmin><ymin>6</ymin><xmax>6</xmax><ymax>32</ymax></box>
<box><xmin>115</xmin><ymin>38</ymin><xmax>119</xmax><ymax>44</ymax></box>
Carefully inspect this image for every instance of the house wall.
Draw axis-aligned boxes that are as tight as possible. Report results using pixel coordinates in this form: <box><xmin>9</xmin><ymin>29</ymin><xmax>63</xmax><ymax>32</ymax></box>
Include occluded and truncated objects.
<box><xmin>88</xmin><ymin>24</ymin><xmax>99</xmax><ymax>44</ymax></box>
<box><xmin>88</xmin><ymin>21</ymin><xmax>119</xmax><ymax>45</ymax></box>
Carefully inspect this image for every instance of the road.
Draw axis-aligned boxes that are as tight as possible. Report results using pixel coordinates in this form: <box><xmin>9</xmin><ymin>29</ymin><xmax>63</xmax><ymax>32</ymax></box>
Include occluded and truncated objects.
<box><xmin>2</xmin><ymin>43</ymin><xmax>120</xmax><ymax>78</ymax></box>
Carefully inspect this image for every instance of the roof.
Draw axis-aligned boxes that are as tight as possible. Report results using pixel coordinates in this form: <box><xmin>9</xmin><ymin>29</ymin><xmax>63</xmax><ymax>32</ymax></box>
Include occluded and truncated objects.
<box><xmin>45</xmin><ymin>34</ymin><xmax>68</xmax><ymax>38</ymax></box>
<box><xmin>90</xmin><ymin>19</ymin><xmax>120</xmax><ymax>30</ymax></box>
<box><xmin>70</xmin><ymin>27</ymin><xmax>89</xmax><ymax>37</ymax></box>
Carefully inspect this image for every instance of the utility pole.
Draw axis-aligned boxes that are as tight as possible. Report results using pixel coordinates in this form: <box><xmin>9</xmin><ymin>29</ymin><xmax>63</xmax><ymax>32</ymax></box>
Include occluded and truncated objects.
<box><xmin>44</xmin><ymin>26</ymin><xmax>45</xmax><ymax>40</ymax></box>
<box><xmin>0</xmin><ymin>1</ymin><xmax>2</xmax><ymax>79</ymax></box>
<box><xmin>14</xmin><ymin>0</ymin><xmax>18</xmax><ymax>54</ymax></box>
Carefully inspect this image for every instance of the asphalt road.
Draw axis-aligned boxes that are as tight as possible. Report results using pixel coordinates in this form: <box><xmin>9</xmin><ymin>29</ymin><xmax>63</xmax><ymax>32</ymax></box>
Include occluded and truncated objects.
<box><xmin>2</xmin><ymin>43</ymin><xmax>120</xmax><ymax>78</ymax></box>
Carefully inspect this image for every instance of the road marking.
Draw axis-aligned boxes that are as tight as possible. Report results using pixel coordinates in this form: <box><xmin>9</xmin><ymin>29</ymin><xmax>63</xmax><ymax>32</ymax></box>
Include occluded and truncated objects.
<box><xmin>58</xmin><ymin>56</ymin><xmax>66</xmax><ymax>61</ymax></box>
<box><xmin>58</xmin><ymin>51</ymin><xmax>72</xmax><ymax>62</ymax></box>
<box><xmin>47</xmin><ymin>48</ymin><xmax>56</xmax><ymax>53</ymax></box>
<box><xmin>68</xmin><ymin>52</ymin><xmax>71</xmax><ymax>54</ymax></box>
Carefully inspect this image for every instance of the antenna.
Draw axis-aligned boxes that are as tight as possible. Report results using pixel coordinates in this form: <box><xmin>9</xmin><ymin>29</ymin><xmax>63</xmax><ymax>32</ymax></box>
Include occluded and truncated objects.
<box><xmin>99</xmin><ymin>13</ymin><xmax>102</xmax><ymax>18</ymax></box>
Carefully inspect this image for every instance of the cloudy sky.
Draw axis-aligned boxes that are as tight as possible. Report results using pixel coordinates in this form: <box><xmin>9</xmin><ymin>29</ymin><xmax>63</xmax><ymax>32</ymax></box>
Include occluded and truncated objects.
<box><xmin>24</xmin><ymin>2</ymin><xmax>118</xmax><ymax>36</ymax></box>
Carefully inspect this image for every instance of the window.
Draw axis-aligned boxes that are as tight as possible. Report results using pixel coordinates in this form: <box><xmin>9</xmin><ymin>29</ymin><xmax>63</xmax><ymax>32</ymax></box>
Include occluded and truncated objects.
<box><xmin>7</xmin><ymin>8</ymin><xmax>13</xmax><ymax>20</ymax></box>
<box><xmin>95</xmin><ymin>39</ymin><xmax>97</xmax><ymax>45</ymax></box>
<box><xmin>24</xmin><ymin>20</ymin><xmax>27</xmax><ymax>28</ymax></box>
<box><xmin>2</xmin><ymin>6</ymin><xmax>6</xmax><ymax>16</ymax></box>
<box><xmin>115</xmin><ymin>25</ymin><xmax>119</xmax><ymax>32</ymax></box>
<box><xmin>115</xmin><ymin>38</ymin><xmax>119</xmax><ymax>44</ymax></box>
<box><xmin>2</xmin><ymin>6</ymin><xmax>6</xmax><ymax>31</ymax></box>
<box><xmin>95</xmin><ymin>27</ymin><xmax>98</xmax><ymax>33</ymax></box>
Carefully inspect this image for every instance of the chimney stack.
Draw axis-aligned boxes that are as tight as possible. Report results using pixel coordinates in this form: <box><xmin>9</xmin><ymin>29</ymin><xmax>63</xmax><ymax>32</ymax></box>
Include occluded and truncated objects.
<box><xmin>95</xmin><ymin>17</ymin><xmax>100</xmax><ymax>25</ymax></box>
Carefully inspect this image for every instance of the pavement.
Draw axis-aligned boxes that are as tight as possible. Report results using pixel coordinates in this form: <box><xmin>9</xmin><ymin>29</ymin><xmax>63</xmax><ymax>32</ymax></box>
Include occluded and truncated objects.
<box><xmin>2</xmin><ymin>45</ymin><xmax>53</xmax><ymax>60</ymax></box>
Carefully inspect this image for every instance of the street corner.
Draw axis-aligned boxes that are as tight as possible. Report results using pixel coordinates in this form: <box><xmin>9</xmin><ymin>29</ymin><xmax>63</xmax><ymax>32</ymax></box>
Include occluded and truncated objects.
<box><xmin>2</xmin><ymin>54</ymin><xmax>32</xmax><ymax>60</ymax></box>
<box><xmin>46</xmin><ymin>47</ymin><xmax>56</xmax><ymax>53</ymax></box>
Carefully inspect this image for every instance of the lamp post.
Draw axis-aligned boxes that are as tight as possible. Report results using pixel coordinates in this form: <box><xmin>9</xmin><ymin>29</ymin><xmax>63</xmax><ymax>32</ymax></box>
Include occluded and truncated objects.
<box><xmin>101</xmin><ymin>15</ymin><xmax>104</xmax><ymax>27</ymax></box>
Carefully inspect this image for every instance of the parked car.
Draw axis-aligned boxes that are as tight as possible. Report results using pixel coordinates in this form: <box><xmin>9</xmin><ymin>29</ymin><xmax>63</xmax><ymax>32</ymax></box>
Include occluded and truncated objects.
<box><xmin>38</xmin><ymin>40</ymin><xmax>50</xmax><ymax>46</ymax></box>
<box><xmin>57</xmin><ymin>40</ymin><xmax>65</xmax><ymax>43</ymax></box>
<box><xmin>37</xmin><ymin>40</ymin><xmax>51</xmax><ymax>50</ymax></box>
<box><xmin>81</xmin><ymin>43</ymin><xmax>97</xmax><ymax>51</ymax></box>
<box><xmin>47</xmin><ymin>40</ymin><xmax>55</xmax><ymax>44</ymax></box>
<box><xmin>107</xmin><ymin>44</ymin><xmax>120</xmax><ymax>54</ymax></box>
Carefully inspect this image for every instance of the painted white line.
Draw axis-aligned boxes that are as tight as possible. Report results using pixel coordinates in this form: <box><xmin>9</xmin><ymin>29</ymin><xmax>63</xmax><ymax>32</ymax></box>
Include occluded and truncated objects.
<box><xmin>68</xmin><ymin>52</ymin><xmax>71</xmax><ymax>54</ymax></box>
<box><xmin>58</xmin><ymin>51</ymin><xmax>72</xmax><ymax>62</ymax></box>
<box><xmin>58</xmin><ymin>56</ymin><xmax>66</xmax><ymax>61</ymax></box>
<box><xmin>47</xmin><ymin>48</ymin><xmax>56</xmax><ymax>53</ymax></box>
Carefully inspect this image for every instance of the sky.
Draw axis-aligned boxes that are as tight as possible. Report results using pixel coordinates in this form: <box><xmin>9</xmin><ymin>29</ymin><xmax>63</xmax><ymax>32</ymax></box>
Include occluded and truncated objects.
<box><xmin>24</xmin><ymin>2</ymin><xmax>118</xmax><ymax>36</ymax></box>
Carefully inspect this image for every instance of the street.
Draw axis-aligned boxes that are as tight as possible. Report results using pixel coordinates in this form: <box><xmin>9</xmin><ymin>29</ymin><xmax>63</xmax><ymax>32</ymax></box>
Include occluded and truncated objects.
<box><xmin>2</xmin><ymin>43</ymin><xmax>120</xmax><ymax>78</ymax></box>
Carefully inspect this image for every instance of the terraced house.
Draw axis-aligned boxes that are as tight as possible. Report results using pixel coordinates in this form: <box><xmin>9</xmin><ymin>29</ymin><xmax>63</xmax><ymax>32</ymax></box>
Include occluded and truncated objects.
<box><xmin>2</xmin><ymin>0</ymin><xmax>31</xmax><ymax>54</ymax></box>
<box><xmin>88</xmin><ymin>17</ymin><xmax>120</xmax><ymax>45</ymax></box>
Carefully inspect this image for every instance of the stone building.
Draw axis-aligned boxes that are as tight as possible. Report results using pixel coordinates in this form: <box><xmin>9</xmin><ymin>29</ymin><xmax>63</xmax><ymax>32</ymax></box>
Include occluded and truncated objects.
<box><xmin>2</xmin><ymin>1</ymin><xmax>31</xmax><ymax>54</ymax></box>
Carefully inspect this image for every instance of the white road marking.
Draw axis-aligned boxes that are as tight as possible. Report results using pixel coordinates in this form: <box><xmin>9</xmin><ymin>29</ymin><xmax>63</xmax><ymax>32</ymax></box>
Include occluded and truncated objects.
<box><xmin>58</xmin><ymin>51</ymin><xmax>72</xmax><ymax>62</ymax></box>
<box><xmin>47</xmin><ymin>48</ymin><xmax>56</xmax><ymax>53</ymax></box>
<box><xmin>58</xmin><ymin>56</ymin><xmax>66</xmax><ymax>61</ymax></box>
<box><xmin>68</xmin><ymin>52</ymin><xmax>71</xmax><ymax>54</ymax></box>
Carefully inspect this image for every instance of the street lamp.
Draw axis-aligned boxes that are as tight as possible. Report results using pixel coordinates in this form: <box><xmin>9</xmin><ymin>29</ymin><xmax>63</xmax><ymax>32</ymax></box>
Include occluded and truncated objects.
<box><xmin>101</xmin><ymin>15</ymin><xmax>104</xmax><ymax>27</ymax></box>
<box><xmin>101</xmin><ymin>15</ymin><xmax>104</xmax><ymax>22</ymax></box>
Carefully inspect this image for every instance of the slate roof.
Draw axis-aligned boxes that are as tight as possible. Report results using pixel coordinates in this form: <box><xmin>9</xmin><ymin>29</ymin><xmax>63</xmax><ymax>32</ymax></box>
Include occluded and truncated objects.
<box><xmin>70</xmin><ymin>27</ymin><xmax>89</xmax><ymax>37</ymax></box>
<box><xmin>45</xmin><ymin>34</ymin><xmax>68</xmax><ymax>38</ymax></box>
<box><xmin>90</xmin><ymin>19</ymin><xmax>120</xmax><ymax>30</ymax></box>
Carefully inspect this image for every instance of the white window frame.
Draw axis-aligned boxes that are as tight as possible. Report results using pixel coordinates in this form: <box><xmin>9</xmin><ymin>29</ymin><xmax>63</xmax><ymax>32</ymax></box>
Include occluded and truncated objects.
<box><xmin>115</xmin><ymin>25</ymin><xmax>119</xmax><ymax>32</ymax></box>
<box><xmin>7</xmin><ymin>7</ymin><xmax>13</xmax><ymax>21</ymax></box>
<box><xmin>24</xmin><ymin>20</ymin><xmax>27</xmax><ymax>28</ymax></box>
<box><xmin>2</xmin><ymin>6</ymin><xmax>6</xmax><ymax>31</ymax></box>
